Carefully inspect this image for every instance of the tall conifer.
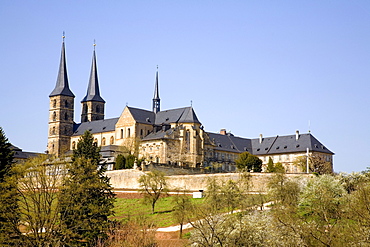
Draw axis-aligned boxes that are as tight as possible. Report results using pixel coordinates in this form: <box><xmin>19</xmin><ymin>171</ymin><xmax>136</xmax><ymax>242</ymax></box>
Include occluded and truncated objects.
<box><xmin>0</xmin><ymin>127</ymin><xmax>19</xmax><ymax>245</ymax></box>
<box><xmin>59</xmin><ymin>131</ymin><xmax>115</xmax><ymax>246</ymax></box>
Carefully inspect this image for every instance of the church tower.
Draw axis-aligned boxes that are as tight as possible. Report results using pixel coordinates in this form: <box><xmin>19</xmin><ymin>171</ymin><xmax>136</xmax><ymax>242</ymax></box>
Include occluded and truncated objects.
<box><xmin>48</xmin><ymin>36</ymin><xmax>75</xmax><ymax>156</ymax></box>
<box><xmin>152</xmin><ymin>66</ymin><xmax>160</xmax><ymax>113</ymax></box>
<box><xmin>81</xmin><ymin>44</ymin><xmax>105</xmax><ymax>122</ymax></box>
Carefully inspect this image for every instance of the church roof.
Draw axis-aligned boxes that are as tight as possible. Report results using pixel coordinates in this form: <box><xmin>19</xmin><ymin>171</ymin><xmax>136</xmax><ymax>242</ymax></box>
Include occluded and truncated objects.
<box><xmin>207</xmin><ymin>132</ymin><xmax>253</xmax><ymax>153</ymax></box>
<box><xmin>142</xmin><ymin>128</ymin><xmax>173</xmax><ymax>141</ymax></box>
<box><xmin>81</xmin><ymin>49</ymin><xmax>105</xmax><ymax>103</ymax></box>
<box><xmin>73</xmin><ymin>118</ymin><xmax>119</xmax><ymax>136</ymax></box>
<box><xmin>155</xmin><ymin>107</ymin><xmax>201</xmax><ymax>125</ymax></box>
<box><xmin>206</xmin><ymin>132</ymin><xmax>334</xmax><ymax>155</ymax></box>
<box><xmin>49</xmin><ymin>41</ymin><xmax>75</xmax><ymax>97</ymax></box>
<box><xmin>10</xmin><ymin>145</ymin><xmax>41</xmax><ymax>159</ymax></box>
<box><xmin>127</xmin><ymin>107</ymin><xmax>155</xmax><ymax>124</ymax></box>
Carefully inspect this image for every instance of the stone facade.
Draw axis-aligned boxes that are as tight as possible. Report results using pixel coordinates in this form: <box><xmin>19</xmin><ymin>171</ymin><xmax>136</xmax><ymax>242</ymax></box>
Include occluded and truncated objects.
<box><xmin>48</xmin><ymin>95</ymin><xmax>74</xmax><ymax>156</ymax></box>
<box><xmin>106</xmin><ymin>169</ymin><xmax>313</xmax><ymax>192</ymax></box>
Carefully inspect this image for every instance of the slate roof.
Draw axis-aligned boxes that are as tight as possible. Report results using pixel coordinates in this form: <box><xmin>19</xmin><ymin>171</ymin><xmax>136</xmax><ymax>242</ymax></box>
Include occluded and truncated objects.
<box><xmin>142</xmin><ymin>128</ymin><xmax>175</xmax><ymax>141</ymax></box>
<box><xmin>205</xmin><ymin>132</ymin><xmax>334</xmax><ymax>155</ymax></box>
<box><xmin>155</xmin><ymin>107</ymin><xmax>201</xmax><ymax>125</ymax></box>
<box><xmin>127</xmin><ymin>107</ymin><xmax>155</xmax><ymax>124</ymax></box>
<box><xmin>207</xmin><ymin>132</ymin><xmax>252</xmax><ymax>153</ymax></box>
<box><xmin>81</xmin><ymin>49</ymin><xmax>105</xmax><ymax>103</ymax></box>
<box><xmin>10</xmin><ymin>145</ymin><xmax>41</xmax><ymax>159</ymax></box>
<box><xmin>49</xmin><ymin>41</ymin><xmax>75</xmax><ymax>97</ymax></box>
<box><xmin>73</xmin><ymin>118</ymin><xmax>119</xmax><ymax>136</ymax></box>
<box><xmin>251</xmin><ymin>133</ymin><xmax>334</xmax><ymax>155</ymax></box>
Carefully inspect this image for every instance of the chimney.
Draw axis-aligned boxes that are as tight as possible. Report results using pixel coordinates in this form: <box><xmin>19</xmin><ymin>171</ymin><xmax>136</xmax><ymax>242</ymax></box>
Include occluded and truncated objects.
<box><xmin>220</xmin><ymin>129</ymin><xmax>227</xmax><ymax>135</ymax></box>
<box><xmin>259</xmin><ymin>134</ymin><xmax>263</xmax><ymax>144</ymax></box>
<box><xmin>296</xmin><ymin>130</ymin><xmax>299</xmax><ymax>141</ymax></box>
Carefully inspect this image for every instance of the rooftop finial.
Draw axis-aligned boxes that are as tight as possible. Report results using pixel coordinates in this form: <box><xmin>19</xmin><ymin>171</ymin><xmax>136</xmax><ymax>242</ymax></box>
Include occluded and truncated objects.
<box><xmin>157</xmin><ymin>65</ymin><xmax>158</xmax><ymax>70</ymax></box>
<box><xmin>62</xmin><ymin>31</ymin><xmax>65</xmax><ymax>42</ymax></box>
<box><xmin>93</xmin><ymin>39</ymin><xmax>96</xmax><ymax>50</ymax></box>
<box><xmin>191</xmin><ymin>100</ymin><xmax>193</xmax><ymax>107</ymax></box>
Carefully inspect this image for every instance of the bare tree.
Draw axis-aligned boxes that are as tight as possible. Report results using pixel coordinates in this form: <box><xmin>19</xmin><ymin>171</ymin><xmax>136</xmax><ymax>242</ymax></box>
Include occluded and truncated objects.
<box><xmin>171</xmin><ymin>190</ymin><xmax>192</xmax><ymax>238</ymax></box>
<box><xmin>138</xmin><ymin>169</ymin><xmax>168</xmax><ymax>214</ymax></box>
<box><xmin>12</xmin><ymin>155</ymin><xmax>67</xmax><ymax>246</ymax></box>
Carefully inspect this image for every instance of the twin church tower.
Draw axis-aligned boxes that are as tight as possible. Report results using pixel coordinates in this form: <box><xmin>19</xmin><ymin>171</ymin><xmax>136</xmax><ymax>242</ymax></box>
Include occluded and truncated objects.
<box><xmin>47</xmin><ymin>37</ymin><xmax>161</xmax><ymax>156</ymax></box>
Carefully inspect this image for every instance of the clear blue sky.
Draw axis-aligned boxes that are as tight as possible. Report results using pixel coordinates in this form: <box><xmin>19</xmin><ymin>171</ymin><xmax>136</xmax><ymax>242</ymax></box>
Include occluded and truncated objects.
<box><xmin>1</xmin><ymin>1</ymin><xmax>370</xmax><ymax>173</ymax></box>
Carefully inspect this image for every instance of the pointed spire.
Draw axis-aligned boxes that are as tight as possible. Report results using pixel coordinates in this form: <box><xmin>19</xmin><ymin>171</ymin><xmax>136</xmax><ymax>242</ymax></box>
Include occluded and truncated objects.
<box><xmin>152</xmin><ymin>65</ymin><xmax>160</xmax><ymax>113</ymax></box>
<box><xmin>81</xmin><ymin>43</ymin><xmax>105</xmax><ymax>103</ymax></box>
<box><xmin>50</xmin><ymin>34</ymin><xmax>75</xmax><ymax>97</ymax></box>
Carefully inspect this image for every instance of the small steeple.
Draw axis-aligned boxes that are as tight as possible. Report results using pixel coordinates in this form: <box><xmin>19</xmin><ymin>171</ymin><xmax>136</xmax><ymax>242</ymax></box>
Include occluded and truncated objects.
<box><xmin>152</xmin><ymin>65</ymin><xmax>160</xmax><ymax>113</ymax></box>
<box><xmin>49</xmin><ymin>34</ymin><xmax>74</xmax><ymax>97</ymax></box>
<box><xmin>81</xmin><ymin>42</ymin><xmax>105</xmax><ymax>103</ymax></box>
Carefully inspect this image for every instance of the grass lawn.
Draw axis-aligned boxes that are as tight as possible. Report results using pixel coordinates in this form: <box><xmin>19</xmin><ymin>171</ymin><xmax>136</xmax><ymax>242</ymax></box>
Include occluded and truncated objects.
<box><xmin>111</xmin><ymin>195</ymin><xmax>204</xmax><ymax>228</ymax></box>
<box><xmin>111</xmin><ymin>193</ymin><xmax>266</xmax><ymax>228</ymax></box>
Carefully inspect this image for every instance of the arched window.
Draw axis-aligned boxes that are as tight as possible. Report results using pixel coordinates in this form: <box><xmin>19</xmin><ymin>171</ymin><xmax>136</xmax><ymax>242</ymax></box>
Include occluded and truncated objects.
<box><xmin>52</xmin><ymin>126</ymin><xmax>56</xmax><ymax>135</ymax></box>
<box><xmin>64</xmin><ymin>112</ymin><xmax>68</xmax><ymax>120</ymax></box>
<box><xmin>52</xmin><ymin>144</ymin><xmax>54</xmax><ymax>152</ymax></box>
<box><xmin>65</xmin><ymin>100</ymin><xmax>68</xmax><ymax>108</ymax></box>
<box><xmin>140</xmin><ymin>129</ymin><xmax>143</xmax><ymax>136</ymax></box>
<box><xmin>186</xmin><ymin>130</ymin><xmax>190</xmax><ymax>151</ymax></box>
<box><xmin>64</xmin><ymin>126</ymin><xmax>68</xmax><ymax>134</ymax></box>
<box><xmin>127</xmin><ymin>128</ymin><xmax>131</xmax><ymax>138</ymax></box>
<box><xmin>72</xmin><ymin>141</ymin><xmax>76</xmax><ymax>149</ymax></box>
<box><xmin>84</xmin><ymin>116</ymin><xmax>88</xmax><ymax>122</ymax></box>
<box><xmin>102</xmin><ymin>137</ymin><xmax>106</xmax><ymax>146</ymax></box>
<box><xmin>53</xmin><ymin>99</ymin><xmax>56</xmax><ymax>108</ymax></box>
<box><xmin>53</xmin><ymin>112</ymin><xmax>56</xmax><ymax>121</ymax></box>
<box><xmin>83</xmin><ymin>105</ymin><xmax>87</xmax><ymax>114</ymax></box>
<box><xmin>110</xmin><ymin>136</ymin><xmax>114</xmax><ymax>145</ymax></box>
<box><xmin>120</xmin><ymin>129</ymin><xmax>123</xmax><ymax>139</ymax></box>
<box><xmin>96</xmin><ymin>105</ymin><xmax>100</xmax><ymax>113</ymax></box>
<box><xmin>93</xmin><ymin>138</ymin><xmax>98</xmax><ymax>146</ymax></box>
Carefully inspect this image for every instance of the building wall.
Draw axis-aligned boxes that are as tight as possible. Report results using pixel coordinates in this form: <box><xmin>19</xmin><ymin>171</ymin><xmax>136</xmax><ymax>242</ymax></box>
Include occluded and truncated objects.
<box><xmin>138</xmin><ymin>122</ymin><xmax>204</xmax><ymax>166</ymax></box>
<box><xmin>257</xmin><ymin>151</ymin><xmax>333</xmax><ymax>173</ymax></box>
<box><xmin>70</xmin><ymin>130</ymin><xmax>116</xmax><ymax>149</ymax></box>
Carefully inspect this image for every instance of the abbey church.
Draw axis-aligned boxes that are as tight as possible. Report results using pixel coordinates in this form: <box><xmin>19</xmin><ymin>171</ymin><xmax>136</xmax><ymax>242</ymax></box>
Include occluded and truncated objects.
<box><xmin>48</xmin><ymin>39</ymin><xmax>334</xmax><ymax>173</ymax></box>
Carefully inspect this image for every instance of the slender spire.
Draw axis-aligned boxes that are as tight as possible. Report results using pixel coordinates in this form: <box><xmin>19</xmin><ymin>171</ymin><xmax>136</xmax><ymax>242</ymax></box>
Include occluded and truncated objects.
<box><xmin>152</xmin><ymin>65</ymin><xmax>160</xmax><ymax>113</ymax></box>
<box><xmin>49</xmin><ymin>33</ymin><xmax>74</xmax><ymax>97</ymax></box>
<box><xmin>81</xmin><ymin>42</ymin><xmax>105</xmax><ymax>103</ymax></box>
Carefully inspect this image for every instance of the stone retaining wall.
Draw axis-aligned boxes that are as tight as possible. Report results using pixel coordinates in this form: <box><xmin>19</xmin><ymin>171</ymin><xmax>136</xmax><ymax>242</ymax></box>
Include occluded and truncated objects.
<box><xmin>106</xmin><ymin>169</ymin><xmax>313</xmax><ymax>192</ymax></box>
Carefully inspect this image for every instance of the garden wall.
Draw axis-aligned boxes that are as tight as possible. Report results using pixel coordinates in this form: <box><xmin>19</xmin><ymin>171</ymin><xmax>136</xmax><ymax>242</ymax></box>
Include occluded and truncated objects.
<box><xmin>106</xmin><ymin>169</ymin><xmax>313</xmax><ymax>192</ymax></box>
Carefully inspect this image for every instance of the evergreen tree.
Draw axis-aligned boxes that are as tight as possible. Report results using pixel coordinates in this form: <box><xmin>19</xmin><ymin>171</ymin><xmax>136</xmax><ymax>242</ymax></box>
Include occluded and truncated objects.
<box><xmin>0</xmin><ymin>127</ymin><xmax>19</xmax><ymax>245</ymax></box>
<box><xmin>59</xmin><ymin>130</ymin><xmax>115</xmax><ymax>246</ymax></box>
<box><xmin>114</xmin><ymin>154</ymin><xmax>125</xmax><ymax>170</ymax></box>
<box><xmin>0</xmin><ymin>127</ymin><xmax>14</xmax><ymax>182</ymax></box>
<box><xmin>266</xmin><ymin>157</ymin><xmax>275</xmax><ymax>173</ymax></box>
<box><xmin>125</xmin><ymin>154</ymin><xmax>136</xmax><ymax>169</ymax></box>
<box><xmin>72</xmin><ymin>130</ymin><xmax>100</xmax><ymax>166</ymax></box>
